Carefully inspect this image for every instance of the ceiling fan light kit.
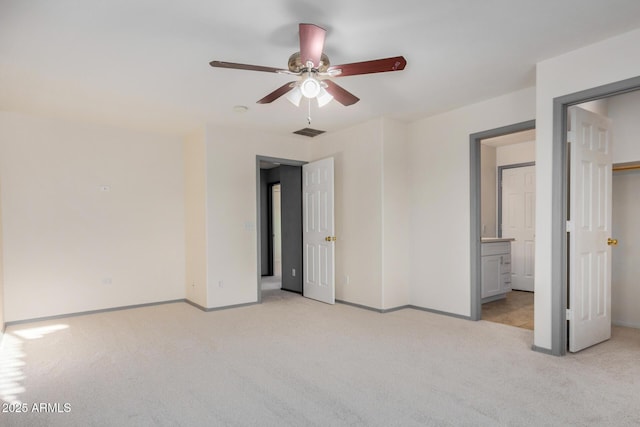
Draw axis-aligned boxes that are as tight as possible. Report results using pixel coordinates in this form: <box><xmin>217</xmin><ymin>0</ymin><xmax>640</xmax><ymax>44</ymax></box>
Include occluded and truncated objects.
<box><xmin>210</xmin><ymin>23</ymin><xmax>407</xmax><ymax>120</ymax></box>
<box><xmin>300</xmin><ymin>76</ymin><xmax>321</xmax><ymax>98</ymax></box>
<box><xmin>316</xmin><ymin>86</ymin><xmax>333</xmax><ymax>107</ymax></box>
<box><xmin>286</xmin><ymin>86</ymin><xmax>303</xmax><ymax>107</ymax></box>
<box><xmin>286</xmin><ymin>82</ymin><xmax>334</xmax><ymax>109</ymax></box>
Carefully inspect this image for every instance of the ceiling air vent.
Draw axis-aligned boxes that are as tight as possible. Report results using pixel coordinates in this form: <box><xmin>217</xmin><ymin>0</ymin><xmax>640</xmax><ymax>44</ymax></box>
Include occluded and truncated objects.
<box><xmin>293</xmin><ymin>127</ymin><xmax>326</xmax><ymax>137</ymax></box>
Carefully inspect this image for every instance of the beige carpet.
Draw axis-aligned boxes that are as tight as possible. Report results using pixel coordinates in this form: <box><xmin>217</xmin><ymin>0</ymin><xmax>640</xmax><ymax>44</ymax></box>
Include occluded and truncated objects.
<box><xmin>1</xmin><ymin>290</ymin><xmax>639</xmax><ymax>426</ymax></box>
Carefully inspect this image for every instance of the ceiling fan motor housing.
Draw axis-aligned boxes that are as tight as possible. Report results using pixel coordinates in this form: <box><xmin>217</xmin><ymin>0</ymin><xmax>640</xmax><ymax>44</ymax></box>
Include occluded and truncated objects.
<box><xmin>288</xmin><ymin>52</ymin><xmax>330</xmax><ymax>73</ymax></box>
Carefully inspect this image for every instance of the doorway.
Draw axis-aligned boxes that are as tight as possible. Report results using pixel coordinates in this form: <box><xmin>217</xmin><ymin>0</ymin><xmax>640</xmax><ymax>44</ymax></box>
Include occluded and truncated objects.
<box><xmin>256</xmin><ymin>155</ymin><xmax>337</xmax><ymax>305</ymax></box>
<box><xmin>256</xmin><ymin>156</ymin><xmax>305</xmax><ymax>303</ymax></box>
<box><xmin>612</xmin><ymin>160</ymin><xmax>640</xmax><ymax>329</ymax></box>
<box><xmin>473</xmin><ymin>126</ymin><xmax>536</xmax><ymax>329</ymax></box>
<box><xmin>260</xmin><ymin>182</ymin><xmax>282</xmax><ymax>292</ymax></box>
<box><xmin>469</xmin><ymin>120</ymin><xmax>536</xmax><ymax>322</ymax></box>
<box><xmin>550</xmin><ymin>76</ymin><xmax>640</xmax><ymax>355</ymax></box>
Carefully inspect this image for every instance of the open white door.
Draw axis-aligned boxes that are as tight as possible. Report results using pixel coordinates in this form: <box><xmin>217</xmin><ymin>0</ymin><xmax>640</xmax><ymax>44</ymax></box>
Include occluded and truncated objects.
<box><xmin>302</xmin><ymin>157</ymin><xmax>335</xmax><ymax>304</ymax></box>
<box><xmin>568</xmin><ymin>106</ymin><xmax>613</xmax><ymax>352</ymax></box>
<box><xmin>501</xmin><ymin>165</ymin><xmax>536</xmax><ymax>291</ymax></box>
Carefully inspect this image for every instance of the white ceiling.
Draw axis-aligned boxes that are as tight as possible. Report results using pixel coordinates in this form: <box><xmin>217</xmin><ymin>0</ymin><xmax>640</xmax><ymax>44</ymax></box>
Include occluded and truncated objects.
<box><xmin>2</xmin><ymin>0</ymin><xmax>640</xmax><ymax>136</ymax></box>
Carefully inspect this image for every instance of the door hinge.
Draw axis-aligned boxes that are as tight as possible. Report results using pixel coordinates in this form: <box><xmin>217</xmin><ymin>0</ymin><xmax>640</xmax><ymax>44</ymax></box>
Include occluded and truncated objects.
<box><xmin>566</xmin><ymin>221</ymin><xmax>574</xmax><ymax>232</ymax></box>
<box><xmin>566</xmin><ymin>308</ymin><xmax>573</xmax><ymax>320</ymax></box>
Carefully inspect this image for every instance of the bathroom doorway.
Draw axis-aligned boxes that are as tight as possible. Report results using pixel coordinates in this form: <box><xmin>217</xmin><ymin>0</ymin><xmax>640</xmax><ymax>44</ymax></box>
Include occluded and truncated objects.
<box><xmin>479</xmin><ymin>129</ymin><xmax>536</xmax><ymax>329</ymax></box>
<box><xmin>469</xmin><ymin>120</ymin><xmax>536</xmax><ymax>326</ymax></box>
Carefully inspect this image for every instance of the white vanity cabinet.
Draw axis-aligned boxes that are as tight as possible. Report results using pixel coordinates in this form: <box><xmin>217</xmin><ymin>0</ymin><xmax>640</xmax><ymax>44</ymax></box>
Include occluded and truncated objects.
<box><xmin>481</xmin><ymin>239</ymin><xmax>513</xmax><ymax>302</ymax></box>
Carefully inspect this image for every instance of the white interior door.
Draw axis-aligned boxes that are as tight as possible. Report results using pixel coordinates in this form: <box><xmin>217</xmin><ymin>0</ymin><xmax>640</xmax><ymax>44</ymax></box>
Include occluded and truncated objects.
<box><xmin>302</xmin><ymin>157</ymin><xmax>335</xmax><ymax>304</ymax></box>
<box><xmin>568</xmin><ymin>106</ymin><xmax>613</xmax><ymax>353</ymax></box>
<box><xmin>501</xmin><ymin>165</ymin><xmax>535</xmax><ymax>291</ymax></box>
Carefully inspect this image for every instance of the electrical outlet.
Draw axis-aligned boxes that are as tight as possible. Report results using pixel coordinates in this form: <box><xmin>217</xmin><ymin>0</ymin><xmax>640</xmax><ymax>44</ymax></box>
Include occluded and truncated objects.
<box><xmin>102</xmin><ymin>277</ymin><xmax>112</xmax><ymax>285</ymax></box>
<box><xmin>344</xmin><ymin>275</ymin><xmax>350</xmax><ymax>285</ymax></box>
<box><xmin>191</xmin><ymin>281</ymin><xmax>195</xmax><ymax>288</ymax></box>
<box><xmin>292</xmin><ymin>268</ymin><xmax>296</xmax><ymax>277</ymax></box>
<box><xmin>218</xmin><ymin>280</ymin><xmax>224</xmax><ymax>288</ymax></box>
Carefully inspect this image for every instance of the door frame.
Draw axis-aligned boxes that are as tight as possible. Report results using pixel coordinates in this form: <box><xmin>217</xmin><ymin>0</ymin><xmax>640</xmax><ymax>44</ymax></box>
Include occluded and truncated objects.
<box><xmin>255</xmin><ymin>156</ymin><xmax>306</xmax><ymax>303</ymax></box>
<box><xmin>470</xmin><ymin>120</ymin><xmax>536</xmax><ymax>321</ymax></box>
<box><xmin>549</xmin><ymin>76</ymin><xmax>640</xmax><ymax>356</ymax></box>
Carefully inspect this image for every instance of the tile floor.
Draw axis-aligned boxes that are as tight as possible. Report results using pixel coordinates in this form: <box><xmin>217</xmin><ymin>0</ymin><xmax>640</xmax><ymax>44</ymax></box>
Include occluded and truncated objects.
<box><xmin>481</xmin><ymin>290</ymin><xmax>534</xmax><ymax>330</ymax></box>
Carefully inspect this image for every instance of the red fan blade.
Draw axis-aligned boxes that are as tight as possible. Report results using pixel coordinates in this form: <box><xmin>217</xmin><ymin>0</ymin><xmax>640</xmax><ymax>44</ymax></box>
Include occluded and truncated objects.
<box><xmin>328</xmin><ymin>56</ymin><xmax>407</xmax><ymax>77</ymax></box>
<box><xmin>210</xmin><ymin>60</ymin><xmax>287</xmax><ymax>74</ymax></box>
<box><xmin>299</xmin><ymin>23</ymin><xmax>326</xmax><ymax>68</ymax></box>
<box><xmin>257</xmin><ymin>82</ymin><xmax>296</xmax><ymax>104</ymax></box>
<box><xmin>323</xmin><ymin>80</ymin><xmax>360</xmax><ymax>106</ymax></box>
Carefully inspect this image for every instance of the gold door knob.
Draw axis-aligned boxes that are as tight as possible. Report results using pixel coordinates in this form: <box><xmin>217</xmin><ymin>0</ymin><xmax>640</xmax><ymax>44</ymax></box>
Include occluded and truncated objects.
<box><xmin>607</xmin><ymin>238</ymin><xmax>618</xmax><ymax>246</ymax></box>
<box><xmin>325</xmin><ymin>236</ymin><xmax>337</xmax><ymax>242</ymax></box>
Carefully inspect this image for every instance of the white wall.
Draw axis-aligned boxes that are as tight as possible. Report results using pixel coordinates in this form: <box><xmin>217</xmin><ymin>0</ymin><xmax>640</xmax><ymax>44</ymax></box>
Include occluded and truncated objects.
<box><xmin>184</xmin><ymin>128</ymin><xmax>208</xmax><ymax>307</ymax></box>
<box><xmin>0</xmin><ymin>112</ymin><xmax>186</xmax><ymax>321</ymax></box>
<box><xmin>608</xmin><ymin>89</ymin><xmax>640</xmax><ymax>163</ymax></box>
<box><xmin>309</xmin><ymin>120</ymin><xmax>384</xmax><ymax>309</ymax></box>
<box><xmin>204</xmin><ymin>125</ymin><xmax>309</xmax><ymax>308</ymax></box>
<box><xmin>535</xmin><ymin>28</ymin><xmax>640</xmax><ymax>350</ymax></box>
<box><xmin>496</xmin><ymin>140</ymin><xmax>535</xmax><ymax>166</ymax></box>
<box><xmin>408</xmin><ymin>87</ymin><xmax>535</xmax><ymax>316</ymax></box>
<box><xmin>382</xmin><ymin>118</ymin><xmax>410</xmax><ymax>309</ymax></box>
<box><xmin>577</xmin><ymin>99</ymin><xmax>610</xmax><ymax>118</ymax></box>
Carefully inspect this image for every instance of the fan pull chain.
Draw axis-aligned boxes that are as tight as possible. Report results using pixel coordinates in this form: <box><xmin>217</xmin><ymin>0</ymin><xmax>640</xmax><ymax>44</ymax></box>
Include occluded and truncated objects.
<box><xmin>307</xmin><ymin>97</ymin><xmax>312</xmax><ymax>125</ymax></box>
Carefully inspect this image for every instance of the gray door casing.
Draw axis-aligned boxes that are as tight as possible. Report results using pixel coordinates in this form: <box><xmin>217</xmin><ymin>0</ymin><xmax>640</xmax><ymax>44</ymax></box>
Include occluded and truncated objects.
<box><xmin>549</xmin><ymin>76</ymin><xmax>640</xmax><ymax>356</ymax></box>
<box><xmin>469</xmin><ymin>120</ymin><xmax>536</xmax><ymax>322</ymax></box>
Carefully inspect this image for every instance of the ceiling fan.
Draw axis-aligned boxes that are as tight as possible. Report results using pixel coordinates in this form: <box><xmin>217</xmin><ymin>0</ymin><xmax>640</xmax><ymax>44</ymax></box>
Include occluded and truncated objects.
<box><xmin>210</xmin><ymin>23</ymin><xmax>407</xmax><ymax>108</ymax></box>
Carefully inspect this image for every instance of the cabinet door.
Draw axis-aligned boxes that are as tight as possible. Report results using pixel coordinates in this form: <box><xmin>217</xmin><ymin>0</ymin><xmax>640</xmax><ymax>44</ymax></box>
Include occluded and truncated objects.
<box><xmin>481</xmin><ymin>255</ymin><xmax>503</xmax><ymax>298</ymax></box>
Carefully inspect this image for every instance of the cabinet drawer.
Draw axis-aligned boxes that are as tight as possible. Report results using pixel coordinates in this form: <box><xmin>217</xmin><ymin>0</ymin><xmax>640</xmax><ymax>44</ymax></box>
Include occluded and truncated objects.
<box><xmin>481</xmin><ymin>242</ymin><xmax>510</xmax><ymax>256</ymax></box>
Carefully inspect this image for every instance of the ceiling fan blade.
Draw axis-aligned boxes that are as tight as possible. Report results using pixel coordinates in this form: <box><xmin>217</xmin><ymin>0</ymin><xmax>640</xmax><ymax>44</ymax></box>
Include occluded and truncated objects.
<box><xmin>210</xmin><ymin>60</ymin><xmax>287</xmax><ymax>74</ymax></box>
<box><xmin>299</xmin><ymin>23</ymin><xmax>326</xmax><ymax>67</ymax></box>
<box><xmin>328</xmin><ymin>56</ymin><xmax>407</xmax><ymax>77</ymax></box>
<box><xmin>323</xmin><ymin>80</ymin><xmax>360</xmax><ymax>106</ymax></box>
<box><xmin>257</xmin><ymin>82</ymin><xmax>296</xmax><ymax>104</ymax></box>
